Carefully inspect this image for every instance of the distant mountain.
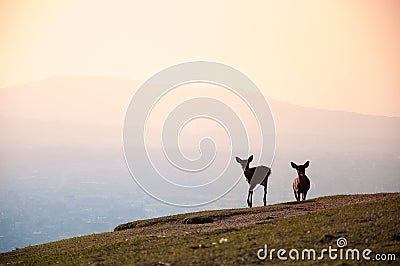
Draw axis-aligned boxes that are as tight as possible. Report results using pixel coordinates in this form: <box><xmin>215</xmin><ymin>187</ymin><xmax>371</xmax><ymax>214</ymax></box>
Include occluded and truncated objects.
<box><xmin>1</xmin><ymin>76</ymin><xmax>399</xmax><ymax>153</ymax></box>
<box><xmin>268</xmin><ymin>98</ymin><xmax>400</xmax><ymax>153</ymax></box>
<box><xmin>0</xmin><ymin>77</ymin><xmax>138</xmax><ymax>126</ymax></box>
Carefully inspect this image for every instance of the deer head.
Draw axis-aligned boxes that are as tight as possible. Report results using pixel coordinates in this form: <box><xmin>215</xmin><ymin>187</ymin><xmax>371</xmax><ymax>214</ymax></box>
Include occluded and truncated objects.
<box><xmin>235</xmin><ymin>155</ymin><xmax>253</xmax><ymax>171</ymax></box>
<box><xmin>291</xmin><ymin>161</ymin><xmax>310</xmax><ymax>177</ymax></box>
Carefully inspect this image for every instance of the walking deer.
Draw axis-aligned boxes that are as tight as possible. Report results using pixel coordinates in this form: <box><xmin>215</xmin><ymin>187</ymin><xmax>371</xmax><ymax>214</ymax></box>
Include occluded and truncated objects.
<box><xmin>235</xmin><ymin>155</ymin><xmax>272</xmax><ymax>208</ymax></box>
<box><xmin>291</xmin><ymin>161</ymin><xmax>311</xmax><ymax>201</ymax></box>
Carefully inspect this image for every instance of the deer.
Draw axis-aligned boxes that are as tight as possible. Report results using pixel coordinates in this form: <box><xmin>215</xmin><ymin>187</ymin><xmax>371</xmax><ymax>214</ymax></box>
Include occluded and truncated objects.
<box><xmin>291</xmin><ymin>161</ymin><xmax>311</xmax><ymax>201</ymax></box>
<box><xmin>235</xmin><ymin>155</ymin><xmax>272</xmax><ymax>208</ymax></box>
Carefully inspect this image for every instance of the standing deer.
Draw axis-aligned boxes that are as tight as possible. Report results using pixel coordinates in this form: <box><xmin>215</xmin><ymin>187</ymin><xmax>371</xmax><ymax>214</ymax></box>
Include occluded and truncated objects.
<box><xmin>235</xmin><ymin>155</ymin><xmax>272</xmax><ymax>208</ymax></box>
<box><xmin>291</xmin><ymin>161</ymin><xmax>311</xmax><ymax>201</ymax></box>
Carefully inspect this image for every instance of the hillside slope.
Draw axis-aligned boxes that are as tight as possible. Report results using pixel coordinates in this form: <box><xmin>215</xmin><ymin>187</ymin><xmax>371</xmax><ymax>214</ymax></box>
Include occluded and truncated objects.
<box><xmin>1</xmin><ymin>193</ymin><xmax>399</xmax><ymax>265</ymax></box>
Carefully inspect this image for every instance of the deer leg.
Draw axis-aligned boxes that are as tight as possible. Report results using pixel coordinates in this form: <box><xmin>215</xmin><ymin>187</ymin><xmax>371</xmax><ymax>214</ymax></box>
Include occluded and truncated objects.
<box><xmin>294</xmin><ymin>191</ymin><xmax>300</xmax><ymax>202</ymax></box>
<box><xmin>263</xmin><ymin>187</ymin><xmax>267</xmax><ymax>206</ymax></box>
<box><xmin>247</xmin><ymin>190</ymin><xmax>253</xmax><ymax>208</ymax></box>
<box><xmin>302</xmin><ymin>191</ymin><xmax>307</xmax><ymax>201</ymax></box>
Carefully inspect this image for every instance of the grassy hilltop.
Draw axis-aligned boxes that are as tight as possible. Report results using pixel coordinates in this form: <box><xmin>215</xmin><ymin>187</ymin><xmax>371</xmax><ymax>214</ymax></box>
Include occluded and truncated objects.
<box><xmin>1</xmin><ymin>193</ymin><xmax>399</xmax><ymax>265</ymax></box>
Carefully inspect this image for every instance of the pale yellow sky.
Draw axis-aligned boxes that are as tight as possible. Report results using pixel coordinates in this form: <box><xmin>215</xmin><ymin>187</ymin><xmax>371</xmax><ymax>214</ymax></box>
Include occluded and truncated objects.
<box><xmin>0</xmin><ymin>0</ymin><xmax>399</xmax><ymax>116</ymax></box>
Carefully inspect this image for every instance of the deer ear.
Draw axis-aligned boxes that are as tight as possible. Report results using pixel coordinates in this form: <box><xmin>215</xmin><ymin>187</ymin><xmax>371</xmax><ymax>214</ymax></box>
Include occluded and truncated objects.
<box><xmin>304</xmin><ymin>161</ymin><xmax>310</xmax><ymax>168</ymax></box>
<box><xmin>235</xmin><ymin>157</ymin><xmax>241</xmax><ymax>163</ymax></box>
<box><xmin>248</xmin><ymin>155</ymin><xmax>253</xmax><ymax>162</ymax></box>
<box><xmin>291</xmin><ymin>162</ymin><xmax>297</xmax><ymax>168</ymax></box>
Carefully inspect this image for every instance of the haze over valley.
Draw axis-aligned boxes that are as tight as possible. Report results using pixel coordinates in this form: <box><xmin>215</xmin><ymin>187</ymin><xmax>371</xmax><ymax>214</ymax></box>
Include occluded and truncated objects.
<box><xmin>0</xmin><ymin>77</ymin><xmax>399</xmax><ymax>252</ymax></box>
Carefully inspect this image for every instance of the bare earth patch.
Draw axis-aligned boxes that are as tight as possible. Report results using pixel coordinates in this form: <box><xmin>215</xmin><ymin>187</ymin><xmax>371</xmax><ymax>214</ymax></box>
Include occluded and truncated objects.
<box><xmin>114</xmin><ymin>193</ymin><xmax>399</xmax><ymax>237</ymax></box>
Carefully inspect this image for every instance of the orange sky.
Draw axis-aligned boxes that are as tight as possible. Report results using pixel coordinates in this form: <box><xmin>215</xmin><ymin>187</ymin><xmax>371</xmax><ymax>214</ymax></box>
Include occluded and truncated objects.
<box><xmin>0</xmin><ymin>0</ymin><xmax>399</xmax><ymax>117</ymax></box>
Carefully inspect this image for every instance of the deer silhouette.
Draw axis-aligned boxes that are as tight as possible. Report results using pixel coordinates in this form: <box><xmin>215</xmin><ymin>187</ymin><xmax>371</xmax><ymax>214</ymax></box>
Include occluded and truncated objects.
<box><xmin>291</xmin><ymin>161</ymin><xmax>311</xmax><ymax>201</ymax></box>
<box><xmin>236</xmin><ymin>155</ymin><xmax>272</xmax><ymax>208</ymax></box>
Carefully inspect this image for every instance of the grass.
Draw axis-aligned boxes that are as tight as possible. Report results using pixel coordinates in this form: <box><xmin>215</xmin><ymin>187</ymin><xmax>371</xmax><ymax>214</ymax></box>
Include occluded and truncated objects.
<box><xmin>1</xmin><ymin>193</ymin><xmax>399</xmax><ymax>265</ymax></box>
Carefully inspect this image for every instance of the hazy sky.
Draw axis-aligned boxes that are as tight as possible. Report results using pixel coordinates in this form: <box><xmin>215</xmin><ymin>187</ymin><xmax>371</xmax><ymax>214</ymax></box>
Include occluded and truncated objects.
<box><xmin>1</xmin><ymin>0</ymin><xmax>399</xmax><ymax>117</ymax></box>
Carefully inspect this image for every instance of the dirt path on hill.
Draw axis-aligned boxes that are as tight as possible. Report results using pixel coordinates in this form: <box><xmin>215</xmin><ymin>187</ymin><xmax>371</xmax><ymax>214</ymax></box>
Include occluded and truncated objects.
<box><xmin>117</xmin><ymin>193</ymin><xmax>399</xmax><ymax>238</ymax></box>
